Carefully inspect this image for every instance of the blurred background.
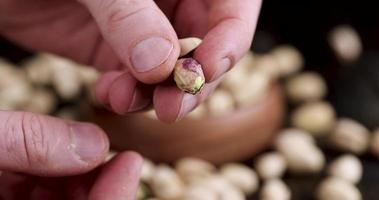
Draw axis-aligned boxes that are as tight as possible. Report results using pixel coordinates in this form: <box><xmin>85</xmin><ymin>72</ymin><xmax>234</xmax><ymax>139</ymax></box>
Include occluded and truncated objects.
<box><xmin>255</xmin><ymin>0</ymin><xmax>379</xmax><ymax>128</ymax></box>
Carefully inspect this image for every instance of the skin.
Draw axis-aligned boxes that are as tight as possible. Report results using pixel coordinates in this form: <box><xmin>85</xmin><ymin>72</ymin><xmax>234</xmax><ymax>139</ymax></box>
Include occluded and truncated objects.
<box><xmin>0</xmin><ymin>0</ymin><xmax>261</xmax><ymax>198</ymax></box>
<box><xmin>0</xmin><ymin>111</ymin><xmax>142</xmax><ymax>200</ymax></box>
<box><xmin>0</xmin><ymin>0</ymin><xmax>261</xmax><ymax>122</ymax></box>
<box><xmin>0</xmin><ymin>152</ymin><xmax>142</xmax><ymax>200</ymax></box>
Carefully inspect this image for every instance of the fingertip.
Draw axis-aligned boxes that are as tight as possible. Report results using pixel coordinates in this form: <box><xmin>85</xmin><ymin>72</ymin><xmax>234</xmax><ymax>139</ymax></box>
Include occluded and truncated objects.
<box><xmin>82</xmin><ymin>0</ymin><xmax>181</xmax><ymax>85</ymax></box>
<box><xmin>128</xmin><ymin>37</ymin><xmax>180</xmax><ymax>84</ymax></box>
<box><xmin>154</xmin><ymin>85</ymin><xmax>203</xmax><ymax>123</ymax></box>
<box><xmin>95</xmin><ymin>71</ymin><xmax>124</xmax><ymax>105</ymax></box>
<box><xmin>104</xmin><ymin>151</ymin><xmax>143</xmax><ymax>176</ymax></box>
<box><xmin>89</xmin><ymin>151</ymin><xmax>143</xmax><ymax>200</ymax></box>
<box><xmin>194</xmin><ymin>0</ymin><xmax>261</xmax><ymax>82</ymax></box>
<box><xmin>177</xmin><ymin>93</ymin><xmax>198</xmax><ymax>121</ymax></box>
<box><xmin>108</xmin><ymin>73</ymin><xmax>137</xmax><ymax>115</ymax></box>
<box><xmin>153</xmin><ymin>85</ymin><xmax>184</xmax><ymax>123</ymax></box>
<box><xmin>194</xmin><ymin>24</ymin><xmax>244</xmax><ymax>82</ymax></box>
<box><xmin>117</xmin><ymin>151</ymin><xmax>143</xmax><ymax>170</ymax></box>
<box><xmin>195</xmin><ymin>45</ymin><xmax>233</xmax><ymax>82</ymax></box>
<box><xmin>0</xmin><ymin>112</ymin><xmax>110</xmax><ymax>176</ymax></box>
<box><xmin>154</xmin><ymin>78</ymin><xmax>222</xmax><ymax>122</ymax></box>
<box><xmin>69</xmin><ymin>122</ymin><xmax>110</xmax><ymax>167</ymax></box>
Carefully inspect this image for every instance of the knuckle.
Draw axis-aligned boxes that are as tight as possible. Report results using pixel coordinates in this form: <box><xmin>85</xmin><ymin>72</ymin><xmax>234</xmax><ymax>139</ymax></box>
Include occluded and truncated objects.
<box><xmin>102</xmin><ymin>0</ymin><xmax>151</xmax><ymax>32</ymax></box>
<box><xmin>0</xmin><ymin>112</ymin><xmax>50</xmax><ymax>168</ymax></box>
<box><xmin>1</xmin><ymin>113</ymin><xmax>22</xmax><ymax>163</ymax></box>
<box><xmin>21</xmin><ymin>113</ymin><xmax>50</xmax><ymax>166</ymax></box>
<box><xmin>16</xmin><ymin>113</ymin><xmax>50</xmax><ymax>167</ymax></box>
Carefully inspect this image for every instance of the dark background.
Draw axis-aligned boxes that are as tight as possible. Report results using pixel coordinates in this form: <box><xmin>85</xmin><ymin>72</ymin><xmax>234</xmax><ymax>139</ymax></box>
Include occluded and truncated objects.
<box><xmin>250</xmin><ymin>1</ymin><xmax>379</xmax><ymax>199</ymax></box>
<box><xmin>1</xmin><ymin>0</ymin><xmax>379</xmax><ymax>199</ymax></box>
<box><xmin>253</xmin><ymin>0</ymin><xmax>379</xmax><ymax>130</ymax></box>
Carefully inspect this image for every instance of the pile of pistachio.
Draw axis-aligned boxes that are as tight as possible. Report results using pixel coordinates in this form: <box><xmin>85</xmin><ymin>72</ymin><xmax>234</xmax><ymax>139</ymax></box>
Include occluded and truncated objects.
<box><xmin>137</xmin><ymin>28</ymin><xmax>377</xmax><ymax>200</ymax></box>
<box><xmin>0</xmin><ymin>54</ymin><xmax>99</xmax><ymax>119</ymax></box>
<box><xmin>137</xmin><ymin>64</ymin><xmax>373</xmax><ymax>200</ymax></box>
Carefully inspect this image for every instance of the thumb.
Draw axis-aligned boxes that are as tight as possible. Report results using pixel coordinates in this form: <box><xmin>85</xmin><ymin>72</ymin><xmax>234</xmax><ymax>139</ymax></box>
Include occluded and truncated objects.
<box><xmin>0</xmin><ymin>111</ymin><xmax>109</xmax><ymax>176</ymax></box>
<box><xmin>79</xmin><ymin>0</ymin><xmax>180</xmax><ymax>84</ymax></box>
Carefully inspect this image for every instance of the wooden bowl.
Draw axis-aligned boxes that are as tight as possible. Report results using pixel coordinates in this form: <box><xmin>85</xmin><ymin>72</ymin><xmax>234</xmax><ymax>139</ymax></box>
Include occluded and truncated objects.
<box><xmin>90</xmin><ymin>85</ymin><xmax>284</xmax><ymax>164</ymax></box>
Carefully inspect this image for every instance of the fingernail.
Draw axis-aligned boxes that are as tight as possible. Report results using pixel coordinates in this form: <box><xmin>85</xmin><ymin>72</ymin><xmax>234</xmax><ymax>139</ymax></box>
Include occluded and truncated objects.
<box><xmin>177</xmin><ymin>94</ymin><xmax>197</xmax><ymax>121</ymax></box>
<box><xmin>128</xmin><ymin>89</ymin><xmax>151</xmax><ymax>112</ymax></box>
<box><xmin>131</xmin><ymin>37</ymin><xmax>173</xmax><ymax>72</ymax></box>
<box><xmin>210</xmin><ymin>58</ymin><xmax>231</xmax><ymax>82</ymax></box>
<box><xmin>70</xmin><ymin>123</ymin><xmax>107</xmax><ymax>162</ymax></box>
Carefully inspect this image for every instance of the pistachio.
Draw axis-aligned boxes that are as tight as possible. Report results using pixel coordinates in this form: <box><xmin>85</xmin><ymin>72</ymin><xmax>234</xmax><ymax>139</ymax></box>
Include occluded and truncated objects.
<box><xmin>254</xmin><ymin>54</ymin><xmax>280</xmax><ymax>79</ymax></box>
<box><xmin>175</xmin><ymin>157</ymin><xmax>216</xmax><ymax>184</ymax></box>
<box><xmin>207</xmin><ymin>90</ymin><xmax>235</xmax><ymax>117</ymax></box>
<box><xmin>260</xmin><ymin>179</ymin><xmax>291</xmax><ymax>200</ymax></box>
<box><xmin>220</xmin><ymin>52</ymin><xmax>252</xmax><ymax>91</ymax></box>
<box><xmin>145</xmin><ymin>110</ymin><xmax>158</xmax><ymax>120</ymax></box>
<box><xmin>255</xmin><ymin>152</ymin><xmax>287</xmax><ymax>180</ymax></box>
<box><xmin>329</xmin><ymin>118</ymin><xmax>369</xmax><ymax>154</ymax></box>
<box><xmin>22</xmin><ymin>88</ymin><xmax>56</xmax><ymax>114</ymax></box>
<box><xmin>55</xmin><ymin>107</ymin><xmax>78</xmax><ymax>120</ymax></box>
<box><xmin>182</xmin><ymin>184</ymin><xmax>218</xmax><ymax>200</ymax></box>
<box><xmin>328</xmin><ymin>25</ymin><xmax>362</xmax><ymax>64</ymax></box>
<box><xmin>370</xmin><ymin>129</ymin><xmax>379</xmax><ymax>157</ymax></box>
<box><xmin>275</xmin><ymin>130</ymin><xmax>325</xmax><ymax>174</ymax></box>
<box><xmin>77</xmin><ymin>64</ymin><xmax>99</xmax><ymax>87</ymax></box>
<box><xmin>285</xmin><ymin>72</ymin><xmax>327</xmax><ymax>103</ymax></box>
<box><xmin>104</xmin><ymin>150</ymin><xmax>117</xmax><ymax>162</ymax></box>
<box><xmin>47</xmin><ymin>54</ymin><xmax>82</xmax><ymax>100</ymax></box>
<box><xmin>328</xmin><ymin>154</ymin><xmax>362</xmax><ymax>184</ymax></box>
<box><xmin>137</xmin><ymin>183</ymin><xmax>150</xmax><ymax>200</ymax></box>
<box><xmin>291</xmin><ymin>101</ymin><xmax>336</xmax><ymax>135</ymax></box>
<box><xmin>151</xmin><ymin>165</ymin><xmax>185</xmax><ymax>199</ymax></box>
<box><xmin>22</xmin><ymin>54</ymin><xmax>53</xmax><ymax>85</ymax></box>
<box><xmin>0</xmin><ymin>67</ymin><xmax>32</xmax><ymax>109</ymax></box>
<box><xmin>195</xmin><ymin>175</ymin><xmax>245</xmax><ymax>200</ymax></box>
<box><xmin>274</xmin><ymin>128</ymin><xmax>316</xmax><ymax>149</ymax></box>
<box><xmin>317</xmin><ymin>177</ymin><xmax>361</xmax><ymax>200</ymax></box>
<box><xmin>271</xmin><ymin>45</ymin><xmax>303</xmax><ymax>77</ymax></box>
<box><xmin>141</xmin><ymin>158</ymin><xmax>156</xmax><ymax>183</ymax></box>
<box><xmin>179</xmin><ymin>37</ymin><xmax>202</xmax><ymax>57</ymax></box>
<box><xmin>187</xmin><ymin>104</ymin><xmax>207</xmax><ymax>119</ymax></box>
<box><xmin>220</xmin><ymin>163</ymin><xmax>259</xmax><ymax>194</ymax></box>
<box><xmin>174</xmin><ymin>58</ymin><xmax>205</xmax><ymax>94</ymax></box>
<box><xmin>233</xmin><ymin>69</ymin><xmax>270</xmax><ymax>107</ymax></box>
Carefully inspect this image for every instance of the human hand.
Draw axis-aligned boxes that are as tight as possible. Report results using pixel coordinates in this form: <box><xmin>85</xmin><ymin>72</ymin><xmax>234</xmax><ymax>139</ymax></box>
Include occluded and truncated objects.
<box><xmin>0</xmin><ymin>0</ymin><xmax>261</xmax><ymax>122</ymax></box>
<box><xmin>0</xmin><ymin>111</ymin><xmax>142</xmax><ymax>200</ymax></box>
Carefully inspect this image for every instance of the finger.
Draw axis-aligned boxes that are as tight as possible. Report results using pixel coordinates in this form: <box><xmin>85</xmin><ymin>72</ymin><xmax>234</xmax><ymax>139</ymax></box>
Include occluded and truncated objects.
<box><xmin>174</xmin><ymin>0</ymin><xmax>209</xmax><ymax>37</ymax></box>
<box><xmin>155</xmin><ymin>0</ymin><xmax>181</xmax><ymax>20</ymax></box>
<box><xmin>95</xmin><ymin>71</ymin><xmax>124</xmax><ymax>105</ymax></box>
<box><xmin>154</xmin><ymin>78</ymin><xmax>221</xmax><ymax>122</ymax></box>
<box><xmin>89</xmin><ymin>152</ymin><xmax>142</xmax><ymax>200</ymax></box>
<box><xmin>0</xmin><ymin>111</ymin><xmax>109</xmax><ymax>176</ymax></box>
<box><xmin>108</xmin><ymin>73</ymin><xmax>152</xmax><ymax>114</ymax></box>
<box><xmin>79</xmin><ymin>0</ymin><xmax>180</xmax><ymax>84</ymax></box>
<box><xmin>194</xmin><ymin>0</ymin><xmax>262</xmax><ymax>82</ymax></box>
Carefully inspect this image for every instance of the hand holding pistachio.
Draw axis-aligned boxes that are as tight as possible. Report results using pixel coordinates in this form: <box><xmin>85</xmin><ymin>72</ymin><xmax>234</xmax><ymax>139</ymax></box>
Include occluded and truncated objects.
<box><xmin>1</xmin><ymin>0</ymin><xmax>262</xmax><ymax>124</ymax></box>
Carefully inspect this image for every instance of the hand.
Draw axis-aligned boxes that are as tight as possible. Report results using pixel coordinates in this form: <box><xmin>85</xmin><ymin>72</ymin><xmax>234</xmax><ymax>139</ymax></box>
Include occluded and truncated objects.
<box><xmin>0</xmin><ymin>0</ymin><xmax>261</xmax><ymax>122</ymax></box>
<box><xmin>0</xmin><ymin>111</ymin><xmax>142</xmax><ymax>200</ymax></box>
